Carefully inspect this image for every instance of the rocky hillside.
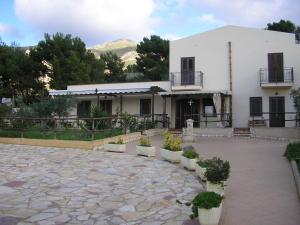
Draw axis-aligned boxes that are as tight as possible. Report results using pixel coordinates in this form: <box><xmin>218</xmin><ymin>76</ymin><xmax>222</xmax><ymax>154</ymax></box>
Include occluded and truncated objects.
<box><xmin>88</xmin><ymin>39</ymin><xmax>138</xmax><ymax>66</ymax></box>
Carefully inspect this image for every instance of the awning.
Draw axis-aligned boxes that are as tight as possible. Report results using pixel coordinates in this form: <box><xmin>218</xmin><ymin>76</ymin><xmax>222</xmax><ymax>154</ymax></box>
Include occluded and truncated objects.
<box><xmin>159</xmin><ymin>90</ymin><xmax>232</xmax><ymax>96</ymax></box>
<box><xmin>49</xmin><ymin>86</ymin><xmax>166</xmax><ymax>96</ymax></box>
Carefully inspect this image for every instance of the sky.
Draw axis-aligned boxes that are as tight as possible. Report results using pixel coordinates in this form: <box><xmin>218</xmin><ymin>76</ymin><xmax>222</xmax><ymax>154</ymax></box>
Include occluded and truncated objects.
<box><xmin>0</xmin><ymin>0</ymin><xmax>299</xmax><ymax>47</ymax></box>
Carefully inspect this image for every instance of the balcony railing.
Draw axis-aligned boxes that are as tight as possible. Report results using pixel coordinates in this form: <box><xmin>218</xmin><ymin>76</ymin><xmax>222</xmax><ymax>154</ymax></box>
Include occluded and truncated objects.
<box><xmin>259</xmin><ymin>67</ymin><xmax>294</xmax><ymax>85</ymax></box>
<box><xmin>171</xmin><ymin>71</ymin><xmax>203</xmax><ymax>87</ymax></box>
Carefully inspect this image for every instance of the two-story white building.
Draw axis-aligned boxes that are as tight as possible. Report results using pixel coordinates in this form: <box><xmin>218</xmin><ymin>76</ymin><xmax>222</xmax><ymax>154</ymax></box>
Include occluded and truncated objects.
<box><xmin>50</xmin><ymin>25</ymin><xmax>300</xmax><ymax>129</ymax></box>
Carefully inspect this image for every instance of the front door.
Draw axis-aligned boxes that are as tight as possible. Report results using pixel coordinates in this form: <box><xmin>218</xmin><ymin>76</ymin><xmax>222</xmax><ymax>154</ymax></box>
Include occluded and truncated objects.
<box><xmin>268</xmin><ymin>53</ymin><xmax>284</xmax><ymax>82</ymax></box>
<box><xmin>175</xmin><ymin>99</ymin><xmax>200</xmax><ymax>128</ymax></box>
<box><xmin>181</xmin><ymin>57</ymin><xmax>195</xmax><ymax>85</ymax></box>
<box><xmin>269</xmin><ymin>96</ymin><xmax>285</xmax><ymax>127</ymax></box>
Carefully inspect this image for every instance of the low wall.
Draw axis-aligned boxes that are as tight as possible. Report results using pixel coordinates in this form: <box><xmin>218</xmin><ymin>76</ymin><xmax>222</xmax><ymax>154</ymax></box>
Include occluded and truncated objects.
<box><xmin>252</xmin><ymin>127</ymin><xmax>300</xmax><ymax>142</ymax></box>
<box><xmin>0</xmin><ymin>132</ymin><xmax>142</xmax><ymax>150</ymax></box>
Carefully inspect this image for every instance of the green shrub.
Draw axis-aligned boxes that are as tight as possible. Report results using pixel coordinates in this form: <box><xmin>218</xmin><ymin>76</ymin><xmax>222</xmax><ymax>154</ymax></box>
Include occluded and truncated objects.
<box><xmin>139</xmin><ymin>136</ymin><xmax>151</xmax><ymax>147</ymax></box>
<box><xmin>162</xmin><ymin>131</ymin><xmax>182</xmax><ymax>151</ymax></box>
<box><xmin>191</xmin><ymin>192</ymin><xmax>223</xmax><ymax>218</ymax></box>
<box><xmin>284</xmin><ymin>142</ymin><xmax>300</xmax><ymax>161</ymax></box>
<box><xmin>205</xmin><ymin>157</ymin><xmax>230</xmax><ymax>184</ymax></box>
<box><xmin>182</xmin><ymin>149</ymin><xmax>199</xmax><ymax>159</ymax></box>
<box><xmin>0</xmin><ymin>105</ymin><xmax>11</xmax><ymax>117</ymax></box>
<box><xmin>197</xmin><ymin>160</ymin><xmax>210</xmax><ymax>168</ymax></box>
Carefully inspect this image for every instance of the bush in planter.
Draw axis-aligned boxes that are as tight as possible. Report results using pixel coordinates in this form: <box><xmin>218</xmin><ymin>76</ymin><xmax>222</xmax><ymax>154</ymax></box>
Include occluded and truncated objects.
<box><xmin>162</xmin><ymin>131</ymin><xmax>182</xmax><ymax>151</ymax></box>
<box><xmin>109</xmin><ymin>137</ymin><xmax>124</xmax><ymax>144</ymax></box>
<box><xmin>205</xmin><ymin>157</ymin><xmax>230</xmax><ymax>185</ymax></box>
<box><xmin>182</xmin><ymin>149</ymin><xmax>199</xmax><ymax>159</ymax></box>
<box><xmin>139</xmin><ymin>136</ymin><xmax>151</xmax><ymax>147</ymax></box>
<box><xmin>190</xmin><ymin>191</ymin><xmax>223</xmax><ymax>219</ymax></box>
<box><xmin>197</xmin><ymin>160</ymin><xmax>210</xmax><ymax>168</ymax></box>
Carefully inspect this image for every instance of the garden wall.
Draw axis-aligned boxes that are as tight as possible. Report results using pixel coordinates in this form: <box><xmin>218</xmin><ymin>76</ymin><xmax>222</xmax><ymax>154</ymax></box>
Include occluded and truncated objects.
<box><xmin>0</xmin><ymin>132</ymin><xmax>142</xmax><ymax>150</ymax></box>
<box><xmin>252</xmin><ymin>127</ymin><xmax>300</xmax><ymax>141</ymax></box>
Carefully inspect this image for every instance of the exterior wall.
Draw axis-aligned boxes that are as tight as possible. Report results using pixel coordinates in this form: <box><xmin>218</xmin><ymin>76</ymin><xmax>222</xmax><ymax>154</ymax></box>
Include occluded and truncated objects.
<box><xmin>73</xmin><ymin>94</ymin><xmax>170</xmax><ymax>117</ymax></box>
<box><xmin>170</xmin><ymin>26</ymin><xmax>300</xmax><ymax>127</ymax></box>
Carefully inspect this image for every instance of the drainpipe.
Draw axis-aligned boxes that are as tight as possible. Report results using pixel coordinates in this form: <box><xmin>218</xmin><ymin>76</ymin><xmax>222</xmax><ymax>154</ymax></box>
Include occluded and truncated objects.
<box><xmin>228</xmin><ymin>41</ymin><xmax>233</xmax><ymax>127</ymax></box>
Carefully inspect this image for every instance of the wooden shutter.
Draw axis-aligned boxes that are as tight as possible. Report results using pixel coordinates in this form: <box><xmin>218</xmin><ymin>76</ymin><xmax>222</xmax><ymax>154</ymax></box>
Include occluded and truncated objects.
<box><xmin>250</xmin><ymin>97</ymin><xmax>262</xmax><ymax>116</ymax></box>
<box><xmin>268</xmin><ymin>53</ymin><xmax>284</xmax><ymax>82</ymax></box>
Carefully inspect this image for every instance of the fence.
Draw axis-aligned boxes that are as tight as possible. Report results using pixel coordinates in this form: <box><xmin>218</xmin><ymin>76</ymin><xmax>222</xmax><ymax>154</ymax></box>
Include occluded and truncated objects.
<box><xmin>0</xmin><ymin>114</ymin><xmax>169</xmax><ymax>141</ymax></box>
<box><xmin>248</xmin><ymin>112</ymin><xmax>300</xmax><ymax>127</ymax></box>
<box><xmin>183</xmin><ymin>113</ymin><xmax>232</xmax><ymax>128</ymax></box>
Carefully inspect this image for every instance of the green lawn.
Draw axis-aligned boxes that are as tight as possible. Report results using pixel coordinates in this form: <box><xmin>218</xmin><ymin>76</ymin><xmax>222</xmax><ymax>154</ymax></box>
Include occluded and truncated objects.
<box><xmin>0</xmin><ymin>128</ymin><xmax>123</xmax><ymax>141</ymax></box>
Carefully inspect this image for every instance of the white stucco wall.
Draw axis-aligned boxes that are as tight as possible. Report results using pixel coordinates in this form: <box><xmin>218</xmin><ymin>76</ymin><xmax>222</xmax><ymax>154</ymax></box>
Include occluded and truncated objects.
<box><xmin>170</xmin><ymin>25</ymin><xmax>300</xmax><ymax>127</ymax></box>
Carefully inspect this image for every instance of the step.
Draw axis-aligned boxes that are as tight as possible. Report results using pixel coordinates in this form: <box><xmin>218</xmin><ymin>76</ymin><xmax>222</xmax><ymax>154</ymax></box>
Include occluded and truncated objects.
<box><xmin>233</xmin><ymin>127</ymin><xmax>251</xmax><ymax>136</ymax></box>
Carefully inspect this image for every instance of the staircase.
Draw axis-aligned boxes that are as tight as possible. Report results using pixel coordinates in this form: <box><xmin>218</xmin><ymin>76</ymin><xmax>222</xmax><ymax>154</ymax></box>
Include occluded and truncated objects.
<box><xmin>233</xmin><ymin>127</ymin><xmax>251</xmax><ymax>137</ymax></box>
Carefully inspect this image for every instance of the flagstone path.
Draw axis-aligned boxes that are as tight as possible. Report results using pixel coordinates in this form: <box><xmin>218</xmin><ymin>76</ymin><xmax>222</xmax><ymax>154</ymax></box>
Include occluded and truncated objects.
<box><xmin>0</xmin><ymin>144</ymin><xmax>202</xmax><ymax>225</ymax></box>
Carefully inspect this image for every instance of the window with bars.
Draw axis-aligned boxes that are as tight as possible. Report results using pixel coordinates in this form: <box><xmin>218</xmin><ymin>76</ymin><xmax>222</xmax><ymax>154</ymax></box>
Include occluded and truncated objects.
<box><xmin>250</xmin><ymin>97</ymin><xmax>262</xmax><ymax>116</ymax></box>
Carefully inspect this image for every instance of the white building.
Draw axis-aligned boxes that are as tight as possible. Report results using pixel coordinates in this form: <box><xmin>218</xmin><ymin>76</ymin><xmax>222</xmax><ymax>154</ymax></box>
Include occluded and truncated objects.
<box><xmin>50</xmin><ymin>26</ymin><xmax>300</xmax><ymax>129</ymax></box>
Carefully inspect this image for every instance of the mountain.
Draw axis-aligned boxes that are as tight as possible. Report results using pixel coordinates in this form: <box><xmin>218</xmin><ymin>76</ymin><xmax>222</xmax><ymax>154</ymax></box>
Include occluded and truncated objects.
<box><xmin>88</xmin><ymin>39</ymin><xmax>138</xmax><ymax>67</ymax></box>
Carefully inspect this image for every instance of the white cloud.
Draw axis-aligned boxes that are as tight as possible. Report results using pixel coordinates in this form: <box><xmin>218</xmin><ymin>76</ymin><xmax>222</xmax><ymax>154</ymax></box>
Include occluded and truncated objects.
<box><xmin>14</xmin><ymin>0</ymin><xmax>157</xmax><ymax>45</ymax></box>
<box><xmin>0</xmin><ymin>23</ymin><xmax>22</xmax><ymax>38</ymax></box>
<box><xmin>197</xmin><ymin>14</ymin><xmax>225</xmax><ymax>25</ymax></box>
<box><xmin>162</xmin><ymin>33</ymin><xmax>182</xmax><ymax>40</ymax></box>
<box><xmin>194</xmin><ymin>0</ymin><xmax>300</xmax><ymax>27</ymax></box>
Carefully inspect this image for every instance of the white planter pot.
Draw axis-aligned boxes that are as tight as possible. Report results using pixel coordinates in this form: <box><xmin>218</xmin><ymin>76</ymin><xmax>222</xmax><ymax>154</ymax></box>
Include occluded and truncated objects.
<box><xmin>198</xmin><ymin>203</ymin><xmax>222</xmax><ymax>225</ymax></box>
<box><xmin>136</xmin><ymin>145</ymin><xmax>156</xmax><ymax>157</ymax></box>
<box><xmin>160</xmin><ymin>148</ymin><xmax>183</xmax><ymax>163</ymax></box>
<box><xmin>206</xmin><ymin>181</ymin><xmax>225</xmax><ymax>196</ymax></box>
<box><xmin>180</xmin><ymin>156</ymin><xmax>197</xmax><ymax>170</ymax></box>
<box><xmin>195</xmin><ymin>164</ymin><xmax>207</xmax><ymax>181</ymax></box>
<box><xmin>104</xmin><ymin>143</ymin><xmax>126</xmax><ymax>153</ymax></box>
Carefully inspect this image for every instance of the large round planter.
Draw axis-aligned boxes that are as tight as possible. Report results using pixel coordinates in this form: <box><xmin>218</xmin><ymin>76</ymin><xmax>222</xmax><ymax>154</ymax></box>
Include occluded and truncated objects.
<box><xmin>180</xmin><ymin>156</ymin><xmax>197</xmax><ymax>170</ymax></box>
<box><xmin>206</xmin><ymin>181</ymin><xmax>226</xmax><ymax>196</ymax></box>
<box><xmin>195</xmin><ymin>164</ymin><xmax>207</xmax><ymax>181</ymax></box>
<box><xmin>136</xmin><ymin>145</ymin><xmax>156</xmax><ymax>157</ymax></box>
<box><xmin>198</xmin><ymin>203</ymin><xmax>222</xmax><ymax>225</ymax></box>
<box><xmin>160</xmin><ymin>148</ymin><xmax>183</xmax><ymax>163</ymax></box>
<box><xmin>104</xmin><ymin>143</ymin><xmax>126</xmax><ymax>153</ymax></box>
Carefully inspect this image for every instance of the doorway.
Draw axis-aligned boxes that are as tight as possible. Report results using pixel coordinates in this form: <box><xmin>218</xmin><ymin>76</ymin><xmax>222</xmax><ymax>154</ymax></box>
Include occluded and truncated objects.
<box><xmin>175</xmin><ymin>99</ymin><xmax>200</xmax><ymax>128</ymax></box>
<box><xmin>269</xmin><ymin>96</ymin><xmax>285</xmax><ymax>127</ymax></box>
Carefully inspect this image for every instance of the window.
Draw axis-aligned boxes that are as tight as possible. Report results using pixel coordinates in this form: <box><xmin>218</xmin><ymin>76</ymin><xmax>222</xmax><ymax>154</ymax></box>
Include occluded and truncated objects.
<box><xmin>202</xmin><ymin>98</ymin><xmax>216</xmax><ymax>115</ymax></box>
<box><xmin>140</xmin><ymin>99</ymin><xmax>151</xmax><ymax>116</ymax></box>
<box><xmin>250</xmin><ymin>97</ymin><xmax>262</xmax><ymax>116</ymax></box>
<box><xmin>77</xmin><ymin>101</ymin><xmax>91</xmax><ymax>118</ymax></box>
<box><xmin>100</xmin><ymin>100</ymin><xmax>112</xmax><ymax>115</ymax></box>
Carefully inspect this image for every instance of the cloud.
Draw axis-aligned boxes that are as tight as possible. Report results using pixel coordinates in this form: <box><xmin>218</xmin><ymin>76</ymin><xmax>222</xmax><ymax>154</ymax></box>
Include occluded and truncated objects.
<box><xmin>0</xmin><ymin>23</ymin><xmax>22</xmax><ymax>38</ymax></box>
<box><xmin>14</xmin><ymin>0</ymin><xmax>157</xmax><ymax>45</ymax></box>
<box><xmin>193</xmin><ymin>0</ymin><xmax>300</xmax><ymax>27</ymax></box>
<box><xmin>197</xmin><ymin>14</ymin><xmax>225</xmax><ymax>25</ymax></box>
<box><xmin>162</xmin><ymin>33</ymin><xmax>182</xmax><ymax>40</ymax></box>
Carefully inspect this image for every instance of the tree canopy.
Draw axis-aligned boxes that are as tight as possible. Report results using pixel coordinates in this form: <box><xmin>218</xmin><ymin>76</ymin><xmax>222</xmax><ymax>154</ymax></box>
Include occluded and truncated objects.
<box><xmin>32</xmin><ymin>33</ymin><xmax>105</xmax><ymax>89</ymax></box>
<box><xmin>136</xmin><ymin>35</ymin><xmax>169</xmax><ymax>81</ymax></box>
<box><xmin>0</xmin><ymin>41</ymin><xmax>47</xmax><ymax>104</ymax></box>
<box><xmin>266</xmin><ymin>19</ymin><xmax>300</xmax><ymax>42</ymax></box>
<box><xmin>100</xmin><ymin>51</ymin><xmax>125</xmax><ymax>82</ymax></box>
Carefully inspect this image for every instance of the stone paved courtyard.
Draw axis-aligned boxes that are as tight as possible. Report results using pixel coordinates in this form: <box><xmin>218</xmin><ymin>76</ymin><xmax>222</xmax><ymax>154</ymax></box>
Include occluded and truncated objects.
<box><xmin>0</xmin><ymin>144</ymin><xmax>202</xmax><ymax>225</ymax></box>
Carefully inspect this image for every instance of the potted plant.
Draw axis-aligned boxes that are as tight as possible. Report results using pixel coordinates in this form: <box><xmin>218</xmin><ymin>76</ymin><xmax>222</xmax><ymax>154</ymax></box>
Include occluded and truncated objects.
<box><xmin>136</xmin><ymin>136</ymin><xmax>156</xmax><ymax>157</ymax></box>
<box><xmin>104</xmin><ymin>137</ymin><xmax>126</xmax><ymax>152</ymax></box>
<box><xmin>190</xmin><ymin>191</ymin><xmax>223</xmax><ymax>225</ymax></box>
<box><xmin>205</xmin><ymin>157</ymin><xmax>230</xmax><ymax>196</ymax></box>
<box><xmin>196</xmin><ymin>160</ymin><xmax>210</xmax><ymax>181</ymax></box>
<box><xmin>180</xmin><ymin>148</ymin><xmax>199</xmax><ymax>170</ymax></box>
<box><xmin>160</xmin><ymin>132</ymin><xmax>183</xmax><ymax>163</ymax></box>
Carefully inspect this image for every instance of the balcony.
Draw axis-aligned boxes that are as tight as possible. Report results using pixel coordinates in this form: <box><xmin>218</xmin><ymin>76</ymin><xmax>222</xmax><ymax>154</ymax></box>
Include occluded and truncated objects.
<box><xmin>170</xmin><ymin>71</ymin><xmax>203</xmax><ymax>91</ymax></box>
<box><xmin>259</xmin><ymin>67</ymin><xmax>294</xmax><ymax>88</ymax></box>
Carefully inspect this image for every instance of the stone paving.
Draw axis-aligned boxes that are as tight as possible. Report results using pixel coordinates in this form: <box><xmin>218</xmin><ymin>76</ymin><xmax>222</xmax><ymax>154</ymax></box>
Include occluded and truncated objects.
<box><xmin>0</xmin><ymin>144</ymin><xmax>202</xmax><ymax>225</ymax></box>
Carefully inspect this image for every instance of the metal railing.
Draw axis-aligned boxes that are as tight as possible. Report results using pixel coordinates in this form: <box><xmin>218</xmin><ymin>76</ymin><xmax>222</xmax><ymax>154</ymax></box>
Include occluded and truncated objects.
<box><xmin>259</xmin><ymin>67</ymin><xmax>294</xmax><ymax>85</ymax></box>
<box><xmin>181</xmin><ymin>113</ymin><xmax>232</xmax><ymax>128</ymax></box>
<box><xmin>248</xmin><ymin>112</ymin><xmax>300</xmax><ymax>127</ymax></box>
<box><xmin>171</xmin><ymin>71</ymin><xmax>203</xmax><ymax>87</ymax></box>
<box><xmin>0</xmin><ymin>114</ymin><xmax>169</xmax><ymax>141</ymax></box>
